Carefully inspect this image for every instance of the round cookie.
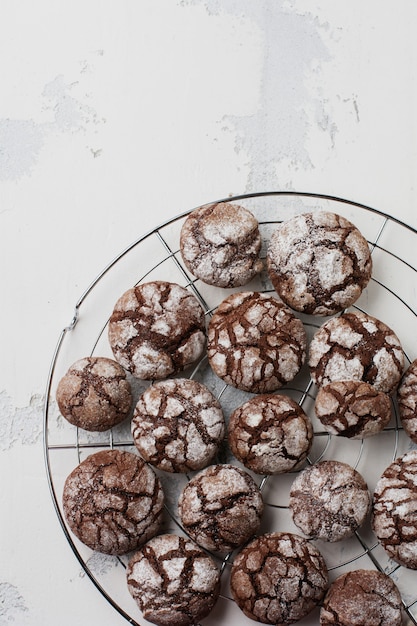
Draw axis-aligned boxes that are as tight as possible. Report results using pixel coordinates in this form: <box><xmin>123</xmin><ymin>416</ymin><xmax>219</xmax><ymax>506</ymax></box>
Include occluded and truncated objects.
<box><xmin>126</xmin><ymin>533</ymin><xmax>220</xmax><ymax>626</ymax></box>
<box><xmin>180</xmin><ymin>202</ymin><xmax>263</xmax><ymax>288</ymax></box>
<box><xmin>207</xmin><ymin>291</ymin><xmax>307</xmax><ymax>393</ymax></box>
<box><xmin>62</xmin><ymin>449</ymin><xmax>164</xmax><ymax>555</ymax></box>
<box><xmin>228</xmin><ymin>393</ymin><xmax>313</xmax><ymax>475</ymax></box>
<box><xmin>308</xmin><ymin>310</ymin><xmax>404</xmax><ymax>395</ymax></box>
<box><xmin>56</xmin><ymin>356</ymin><xmax>132</xmax><ymax>432</ymax></box>
<box><xmin>230</xmin><ymin>531</ymin><xmax>329</xmax><ymax>625</ymax></box>
<box><xmin>132</xmin><ymin>378</ymin><xmax>225</xmax><ymax>473</ymax></box>
<box><xmin>397</xmin><ymin>358</ymin><xmax>417</xmax><ymax>443</ymax></box>
<box><xmin>315</xmin><ymin>380</ymin><xmax>392</xmax><ymax>439</ymax></box>
<box><xmin>178</xmin><ymin>464</ymin><xmax>264</xmax><ymax>553</ymax></box>
<box><xmin>266</xmin><ymin>211</ymin><xmax>372</xmax><ymax>316</ymax></box>
<box><xmin>289</xmin><ymin>460</ymin><xmax>371</xmax><ymax>542</ymax></box>
<box><xmin>320</xmin><ymin>569</ymin><xmax>403</xmax><ymax>626</ymax></box>
<box><xmin>372</xmin><ymin>449</ymin><xmax>417</xmax><ymax>569</ymax></box>
<box><xmin>108</xmin><ymin>281</ymin><xmax>206</xmax><ymax>380</ymax></box>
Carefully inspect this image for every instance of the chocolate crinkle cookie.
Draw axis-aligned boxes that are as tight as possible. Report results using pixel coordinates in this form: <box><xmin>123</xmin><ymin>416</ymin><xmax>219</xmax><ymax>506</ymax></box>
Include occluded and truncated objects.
<box><xmin>126</xmin><ymin>533</ymin><xmax>221</xmax><ymax>626</ymax></box>
<box><xmin>228</xmin><ymin>393</ymin><xmax>313</xmax><ymax>475</ymax></box>
<box><xmin>132</xmin><ymin>378</ymin><xmax>225</xmax><ymax>473</ymax></box>
<box><xmin>62</xmin><ymin>449</ymin><xmax>164</xmax><ymax>555</ymax></box>
<box><xmin>207</xmin><ymin>291</ymin><xmax>307</xmax><ymax>393</ymax></box>
<box><xmin>180</xmin><ymin>202</ymin><xmax>263</xmax><ymax>288</ymax></box>
<box><xmin>309</xmin><ymin>310</ymin><xmax>404</xmax><ymax>395</ymax></box>
<box><xmin>289</xmin><ymin>460</ymin><xmax>371</xmax><ymax>542</ymax></box>
<box><xmin>267</xmin><ymin>211</ymin><xmax>372</xmax><ymax>316</ymax></box>
<box><xmin>372</xmin><ymin>449</ymin><xmax>417</xmax><ymax>569</ymax></box>
<box><xmin>230</xmin><ymin>531</ymin><xmax>329</xmax><ymax>625</ymax></box>
<box><xmin>397</xmin><ymin>358</ymin><xmax>417</xmax><ymax>444</ymax></box>
<box><xmin>56</xmin><ymin>356</ymin><xmax>132</xmax><ymax>431</ymax></box>
<box><xmin>320</xmin><ymin>569</ymin><xmax>402</xmax><ymax>626</ymax></box>
<box><xmin>108</xmin><ymin>281</ymin><xmax>206</xmax><ymax>380</ymax></box>
<box><xmin>178</xmin><ymin>464</ymin><xmax>264</xmax><ymax>553</ymax></box>
<box><xmin>315</xmin><ymin>380</ymin><xmax>392</xmax><ymax>439</ymax></box>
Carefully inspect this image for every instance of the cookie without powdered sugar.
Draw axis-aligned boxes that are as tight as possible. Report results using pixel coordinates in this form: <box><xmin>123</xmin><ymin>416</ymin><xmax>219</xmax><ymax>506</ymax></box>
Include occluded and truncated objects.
<box><xmin>315</xmin><ymin>380</ymin><xmax>392</xmax><ymax>439</ymax></box>
<box><xmin>289</xmin><ymin>460</ymin><xmax>371</xmax><ymax>542</ymax></box>
<box><xmin>132</xmin><ymin>378</ymin><xmax>225</xmax><ymax>473</ymax></box>
<box><xmin>108</xmin><ymin>281</ymin><xmax>206</xmax><ymax>380</ymax></box>
<box><xmin>397</xmin><ymin>358</ymin><xmax>417</xmax><ymax>444</ymax></box>
<box><xmin>207</xmin><ymin>291</ymin><xmax>307</xmax><ymax>393</ymax></box>
<box><xmin>178</xmin><ymin>464</ymin><xmax>264</xmax><ymax>554</ymax></box>
<box><xmin>267</xmin><ymin>211</ymin><xmax>372</xmax><ymax>316</ymax></box>
<box><xmin>309</xmin><ymin>310</ymin><xmax>405</xmax><ymax>395</ymax></box>
<box><xmin>228</xmin><ymin>393</ymin><xmax>313</xmax><ymax>475</ymax></box>
<box><xmin>180</xmin><ymin>202</ymin><xmax>263</xmax><ymax>287</ymax></box>
<box><xmin>62</xmin><ymin>449</ymin><xmax>164</xmax><ymax>555</ymax></box>
<box><xmin>230</xmin><ymin>531</ymin><xmax>329</xmax><ymax>625</ymax></box>
<box><xmin>320</xmin><ymin>569</ymin><xmax>403</xmax><ymax>626</ymax></box>
<box><xmin>56</xmin><ymin>356</ymin><xmax>132</xmax><ymax>432</ymax></box>
<box><xmin>372</xmin><ymin>449</ymin><xmax>417</xmax><ymax>569</ymax></box>
<box><xmin>126</xmin><ymin>533</ymin><xmax>221</xmax><ymax>626</ymax></box>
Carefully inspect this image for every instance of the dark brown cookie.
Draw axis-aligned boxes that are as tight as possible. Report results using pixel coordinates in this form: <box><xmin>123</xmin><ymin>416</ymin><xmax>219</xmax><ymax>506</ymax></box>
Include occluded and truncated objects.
<box><xmin>178</xmin><ymin>464</ymin><xmax>264</xmax><ymax>553</ymax></box>
<box><xmin>315</xmin><ymin>380</ymin><xmax>392</xmax><ymax>439</ymax></box>
<box><xmin>62</xmin><ymin>449</ymin><xmax>164</xmax><ymax>555</ymax></box>
<box><xmin>289</xmin><ymin>460</ymin><xmax>371</xmax><ymax>542</ymax></box>
<box><xmin>132</xmin><ymin>378</ymin><xmax>225</xmax><ymax>473</ymax></box>
<box><xmin>228</xmin><ymin>393</ymin><xmax>313</xmax><ymax>475</ymax></box>
<box><xmin>180</xmin><ymin>202</ymin><xmax>263</xmax><ymax>287</ymax></box>
<box><xmin>108</xmin><ymin>281</ymin><xmax>206</xmax><ymax>380</ymax></box>
<box><xmin>320</xmin><ymin>569</ymin><xmax>403</xmax><ymax>626</ymax></box>
<box><xmin>372</xmin><ymin>449</ymin><xmax>417</xmax><ymax>569</ymax></box>
<box><xmin>397</xmin><ymin>358</ymin><xmax>417</xmax><ymax>444</ymax></box>
<box><xmin>267</xmin><ymin>211</ymin><xmax>372</xmax><ymax>316</ymax></box>
<box><xmin>309</xmin><ymin>311</ymin><xmax>404</xmax><ymax>395</ymax></box>
<box><xmin>56</xmin><ymin>356</ymin><xmax>132</xmax><ymax>432</ymax></box>
<box><xmin>230</xmin><ymin>531</ymin><xmax>329</xmax><ymax>625</ymax></box>
<box><xmin>207</xmin><ymin>291</ymin><xmax>307</xmax><ymax>393</ymax></box>
<box><xmin>126</xmin><ymin>533</ymin><xmax>221</xmax><ymax>626</ymax></box>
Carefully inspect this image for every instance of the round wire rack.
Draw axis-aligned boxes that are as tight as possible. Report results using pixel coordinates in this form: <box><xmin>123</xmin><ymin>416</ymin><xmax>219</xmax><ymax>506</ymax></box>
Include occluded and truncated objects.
<box><xmin>43</xmin><ymin>192</ymin><xmax>417</xmax><ymax>625</ymax></box>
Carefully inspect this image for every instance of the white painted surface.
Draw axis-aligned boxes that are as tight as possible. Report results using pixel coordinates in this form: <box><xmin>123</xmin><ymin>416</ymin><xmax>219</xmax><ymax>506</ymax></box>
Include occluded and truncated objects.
<box><xmin>1</xmin><ymin>2</ymin><xmax>417</xmax><ymax>624</ymax></box>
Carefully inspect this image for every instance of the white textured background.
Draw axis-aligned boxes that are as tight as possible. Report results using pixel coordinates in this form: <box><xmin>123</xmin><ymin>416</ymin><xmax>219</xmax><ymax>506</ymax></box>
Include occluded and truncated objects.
<box><xmin>1</xmin><ymin>1</ymin><xmax>417</xmax><ymax>624</ymax></box>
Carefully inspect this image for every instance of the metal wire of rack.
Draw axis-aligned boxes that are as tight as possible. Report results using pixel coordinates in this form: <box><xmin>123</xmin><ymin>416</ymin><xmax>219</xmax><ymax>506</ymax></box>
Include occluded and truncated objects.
<box><xmin>43</xmin><ymin>192</ymin><xmax>417</xmax><ymax>626</ymax></box>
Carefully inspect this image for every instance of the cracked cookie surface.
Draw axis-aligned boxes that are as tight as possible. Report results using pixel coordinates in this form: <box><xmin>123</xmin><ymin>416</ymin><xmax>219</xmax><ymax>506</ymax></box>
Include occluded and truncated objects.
<box><xmin>230</xmin><ymin>531</ymin><xmax>328</xmax><ymax>625</ymax></box>
<box><xmin>62</xmin><ymin>449</ymin><xmax>164</xmax><ymax>555</ymax></box>
<box><xmin>398</xmin><ymin>358</ymin><xmax>417</xmax><ymax>444</ymax></box>
<box><xmin>108</xmin><ymin>281</ymin><xmax>206</xmax><ymax>380</ymax></box>
<box><xmin>56</xmin><ymin>356</ymin><xmax>132</xmax><ymax>431</ymax></box>
<box><xmin>132</xmin><ymin>378</ymin><xmax>225</xmax><ymax>473</ymax></box>
<box><xmin>207</xmin><ymin>291</ymin><xmax>306</xmax><ymax>393</ymax></box>
<box><xmin>228</xmin><ymin>393</ymin><xmax>313</xmax><ymax>474</ymax></box>
<box><xmin>126</xmin><ymin>533</ymin><xmax>220</xmax><ymax>626</ymax></box>
<box><xmin>178</xmin><ymin>464</ymin><xmax>263</xmax><ymax>553</ymax></box>
<box><xmin>267</xmin><ymin>211</ymin><xmax>372</xmax><ymax>316</ymax></box>
<box><xmin>180</xmin><ymin>202</ymin><xmax>263</xmax><ymax>287</ymax></box>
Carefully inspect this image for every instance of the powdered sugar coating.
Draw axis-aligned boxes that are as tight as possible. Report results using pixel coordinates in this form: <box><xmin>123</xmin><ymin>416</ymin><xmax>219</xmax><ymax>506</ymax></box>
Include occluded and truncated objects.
<box><xmin>126</xmin><ymin>533</ymin><xmax>220</xmax><ymax>626</ymax></box>
<box><xmin>228</xmin><ymin>393</ymin><xmax>313</xmax><ymax>474</ymax></box>
<box><xmin>62</xmin><ymin>449</ymin><xmax>164</xmax><ymax>555</ymax></box>
<box><xmin>398</xmin><ymin>358</ymin><xmax>417</xmax><ymax>444</ymax></box>
<box><xmin>315</xmin><ymin>380</ymin><xmax>392</xmax><ymax>439</ymax></box>
<box><xmin>267</xmin><ymin>211</ymin><xmax>372</xmax><ymax>315</ymax></box>
<box><xmin>178</xmin><ymin>464</ymin><xmax>264</xmax><ymax>553</ymax></box>
<box><xmin>372</xmin><ymin>449</ymin><xmax>417</xmax><ymax>569</ymax></box>
<box><xmin>208</xmin><ymin>291</ymin><xmax>307</xmax><ymax>393</ymax></box>
<box><xmin>56</xmin><ymin>356</ymin><xmax>132</xmax><ymax>431</ymax></box>
<box><xmin>289</xmin><ymin>460</ymin><xmax>371</xmax><ymax>542</ymax></box>
<box><xmin>230</xmin><ymin>532</ymin><xmax>328</xmax><ymax>625</ymax></box>
<box><xmin>132</xmin><ymin>378</ymin><xmax>225</xmax><ymax>473</ymax></box>
<box><xmin>320</xmin><ymin>569</ymin><xmax>402</xmax><ymax>626</ymax></box>
<box><xmin>108</xmin><ymin>281</ymin><xmax>206</xmax><ymax>380</ymax></box>
<box><xmin>309</xmin><ymin>311</ymin><xmax>404</xmax><ymax>395</ymax></box>
<box><xmin>180</xmin><ymin>202</ymin><xmax>263</xmax><ymax>287</ymax></box>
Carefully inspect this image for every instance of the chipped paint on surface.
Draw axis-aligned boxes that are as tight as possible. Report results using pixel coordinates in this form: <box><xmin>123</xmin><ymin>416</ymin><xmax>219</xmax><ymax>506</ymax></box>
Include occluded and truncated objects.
<box><xmin>0</xmin><ymin>392</ymin><xmax>43</xmax><ymax>450</ymax></box>
<box><xmin>0</xmin><ymin>583</ymin><xmax>28</xmax><ymax>623</ymax></box>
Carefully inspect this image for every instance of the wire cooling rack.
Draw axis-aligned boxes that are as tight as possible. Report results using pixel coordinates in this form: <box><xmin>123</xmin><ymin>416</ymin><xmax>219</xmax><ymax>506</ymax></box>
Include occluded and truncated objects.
<box><xmin>43</xmin><ymin>192</ymin><xmax>417</xmax><ymax>626</ymax></box>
